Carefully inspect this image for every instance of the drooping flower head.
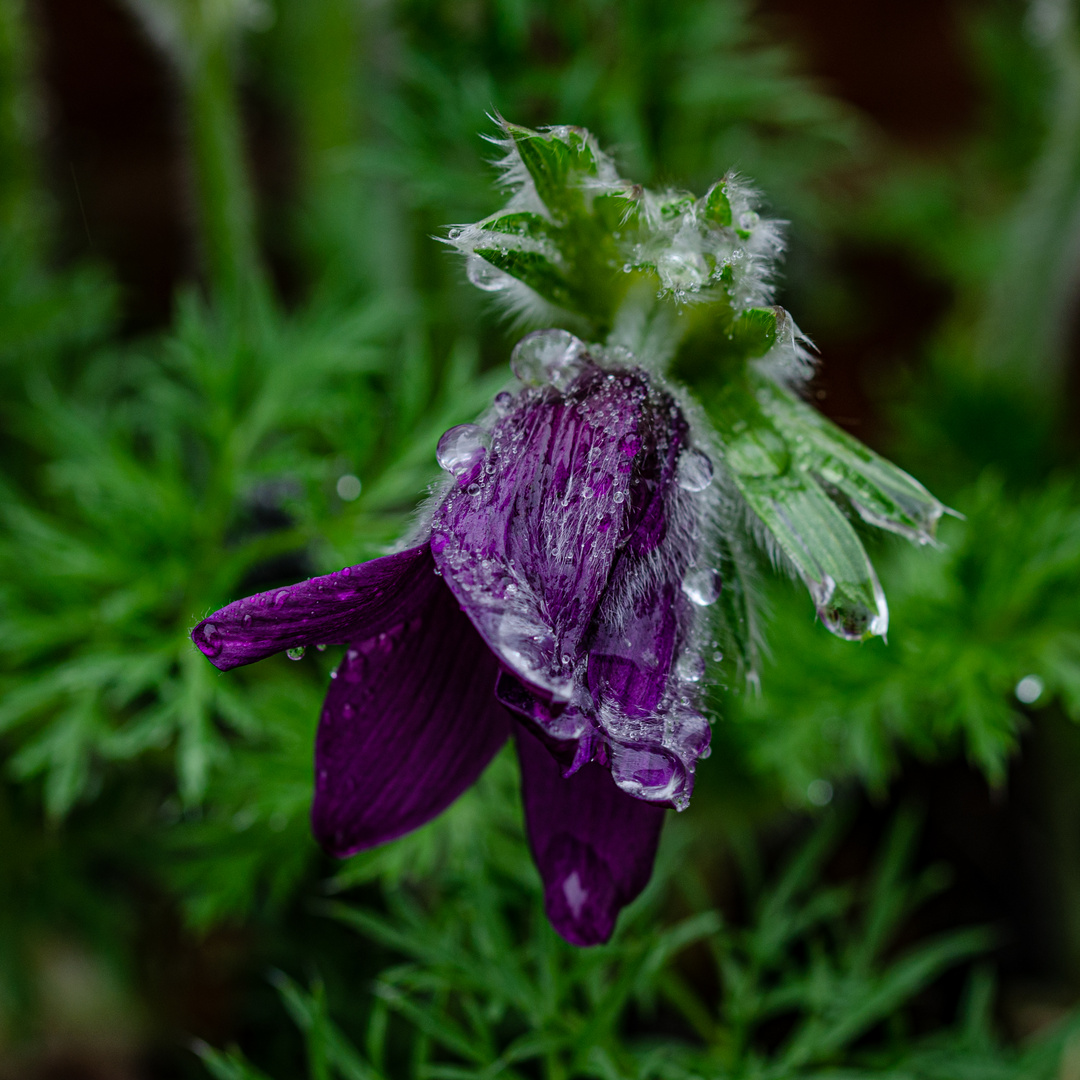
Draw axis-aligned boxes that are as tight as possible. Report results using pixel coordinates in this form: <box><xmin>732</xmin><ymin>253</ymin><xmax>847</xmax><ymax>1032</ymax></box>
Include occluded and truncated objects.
<box><xmin>191</xmin><ymin>120</ymin><xmax>947</xmax><ymax>946</ymax></box>
<box><xmin>193</xmin><ymin>330</ymin><xmax>723</xmax><ymax>945</ymax></box>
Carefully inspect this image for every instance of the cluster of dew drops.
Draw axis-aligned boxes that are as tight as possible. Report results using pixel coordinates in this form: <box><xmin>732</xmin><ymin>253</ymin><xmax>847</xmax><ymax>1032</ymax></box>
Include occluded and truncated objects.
<box><xmin>434</xmin><ymin>329</ymin><xmax>723</xmax><ymax>615</ymax></box>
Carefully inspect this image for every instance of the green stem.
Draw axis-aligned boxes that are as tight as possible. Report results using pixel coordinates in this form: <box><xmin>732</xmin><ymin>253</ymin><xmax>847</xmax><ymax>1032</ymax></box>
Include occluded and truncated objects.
<box><xmin>185</xmin><ymin>28</ymin><xmax>268</xmax><ymax>321</ymax></box>
<box><xmin>978</xmin><ymin>0</ymin><xmax>1080</xmax><ymax>408</ymax></box>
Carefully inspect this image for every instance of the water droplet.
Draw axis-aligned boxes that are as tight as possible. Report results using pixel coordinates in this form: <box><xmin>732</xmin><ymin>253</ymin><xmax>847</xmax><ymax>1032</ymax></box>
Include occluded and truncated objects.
<box><xmin>274</xmin><ymin>590</ymin><xmax>288</xmax><ymax>607</ymax></box>
<box><xmin>809</xmin><ymin>573</ymin><xmax>889</xmax><ymax>641</ymax></box>
<box><xmin>739</xmin><ymin>210</ymin><xmax>760</xmax><ymax>230</ymax></box>
<box><xmin>676</xmin><ymin>653</ymin><xmax>706</xmax><ymax>682</ymax></box>
<box><xmin>807</xmin><ymin>779</ymin><xmax>833</xmax><ymax>806</ymax></box>
<box><xmin>712</xmin><ymin>650</ymin><xmax>723</xmax><ymax>663</ymax></box>
<box><xmin>336</xmin><ymin>473</ymin><xmax>362</xmax><ymax>501</ymax></box>
<box><xmin>466</xmin><ymin>253</ymin><xmax>512</xmax><ymax>291</ymax></box>
<box><xmin>436</xmin><ymin>423</ymin><xmax>490</xmax><ymax>482</ymax></box>
<box><xmin>316</xmin><ymin>643</ymin><xmax>327</xmax><ymax>652</ymax></box>
<box><xmin>682</xmin><ymin>568</ymin><xmax>721</xmax><ymax>606</ymax></box>
<box><xmin>561</xmin><ymin>653</ymin><xmax>571</xmax><ymax>666</ymax></box>
<box><xmin>286</xmin><ymin>646</ymin><xmax>306</xmax><ymax>661</ymax></box>
<box><xmin>493</xmin><ymin>390</ymin><xmax>514</xmax><ymax>414</ymax></box>
<box><xmin>1016</xmin><ymin>675</ymin><xmax>1044</xmax><ymax>704</ymax></box>
<box><xmin>242</xmin><ymin>614</ymin><xmax>252</xmax><ymax>628</ymax></box>
<box><xmin>613</xmin><ymin>490</ymin><xmax>625</xmax><ymax>503</ymax></box>
<box><xmin>342</xmin><ymin>703</ymin><xmax>354</xmax><ymax>719</ymax></box>
<box><xmin>510</xmin><ymin>329</ymin><xmax>586</xmax><ymax>390</ymax></box>
<box><xmin>196</xmin><ymin>622</ymin><xmax>222</xmax><ymax>658</ymax></box>
<box><xmin>467</xmin><ymin>482</ymin><xmax>481</xmax><ymax>496</ymax></box>
<box><xmin>676</xmin><ymin>449</ymin><xmax>714</xmax><ymax>492</ymax></box>
<box><xmin>329</xmin><ymin>670</ymin><xmax>337</xmax><ymax>679</ymax></box>
<box><xmin>610</xmin><ymin>743</ymin><xmax>683</xmax><ymax>803</ymax></box>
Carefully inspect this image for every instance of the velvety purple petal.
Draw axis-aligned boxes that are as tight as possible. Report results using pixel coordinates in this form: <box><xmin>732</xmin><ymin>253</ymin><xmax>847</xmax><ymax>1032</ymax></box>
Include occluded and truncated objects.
<box><xmin>585</xmin><ymin>421</ymin><xmax>712</xmax><ymax>809</ymax></box>
<box><xmin>191</xmin><ymin>544</ymin><xmax>434</xmax><ymax>671</ymax></box>
<box><xmin>515</xmin><ymin>724</ymin><xmax>665</xmax><ymax>947</ymax></box>
<box><xmin>430</xmin><ymin>363</ymin><xmax>676</xmax><ymax>713</ymax></box>
<box><xmin>313</xmin><ymin>568</ymin><xmax>511</xmax><ymax>856</ymax></box>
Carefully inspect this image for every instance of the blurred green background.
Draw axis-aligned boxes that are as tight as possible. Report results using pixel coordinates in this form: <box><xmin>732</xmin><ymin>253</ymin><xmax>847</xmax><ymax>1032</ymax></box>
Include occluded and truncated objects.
<box><xmin>2</xmin><ymin>0</ymin><xmax>1080</xmax><ymax>1077</ymax></box>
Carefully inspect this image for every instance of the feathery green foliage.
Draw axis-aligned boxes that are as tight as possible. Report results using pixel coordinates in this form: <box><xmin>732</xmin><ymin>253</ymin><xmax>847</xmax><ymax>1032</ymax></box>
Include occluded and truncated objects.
<box><xmin>1</xmin><ymin>0</ymin><xmax>1080</xmax><ymax>1073</ymax></box>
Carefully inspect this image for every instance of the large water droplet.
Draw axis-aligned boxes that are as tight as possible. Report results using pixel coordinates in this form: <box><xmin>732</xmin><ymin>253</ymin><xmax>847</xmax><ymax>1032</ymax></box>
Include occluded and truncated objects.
<box><xmin>436</xmin><ymin>423</ymin><xmax>491</xmax><ymax>483</ymax></box>
<box><xmin>493</xmin><ymin>390</ymin><xmax>514</xmax><ymax>415</ymax></box>
<box><xmin>657</xmin><ymin>248</ymin><xmax>707</xmax><ymax>292</ymax></box>
<box><xmin>676</xmin><ymin>449</ymin><xmax>714</xmax><ymax>492</ymax></box>
<box><xmin>196</xmin><ymin>622</ymin><xmax>222</xmax><ymax>659</ymax></box>
<box><xmin>466</xmin><ymin>254</ymin><xmax>512</xmax><ymax>291</ymax></box>
<box><xmin>286</xmin><ymin>646</ymin><xmax>306</xmax><ymax>661</ymax></box>
<box><xmin>810</xmin><ymin>574</ymin><xmax>889</xmax><ymax>641</ymax></box>
<box><xmin>510</xmin><ymin>329</ymin><xmax>586</xmax><ymax>390</ymax></box>
<box><xmin>610</xmin><ymin>743</ymin><xmax>683</xmax><ymax>804</ymax></box>
<box><xmin>675</xmin><ymin>652</ymin><xmax>705</xmax><ymax>682</ymax></box>
<box><xmin>682</xmin><ymin>568</ymin><xmax>721</xmax><ymax>606</ymax></box>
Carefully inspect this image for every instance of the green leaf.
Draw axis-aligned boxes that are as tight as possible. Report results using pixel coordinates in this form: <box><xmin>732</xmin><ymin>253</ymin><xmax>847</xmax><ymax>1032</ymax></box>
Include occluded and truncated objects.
<box><xmin>756</xmin><ymin>376</ymin><xmax>947</xmax><ymax>544</ymax></box>
<box><xmin>471</xmin><ymin>248</ymin><xmax>579</xmax><ymax>311</ymax></box>
<box><xmin>703</xmin><ymin>181</ymin><xmax>733</xmax><ymax>227</ymax></box>
<box><xmin>729</xmin><ymin>307</ymin><xmax>779</xmax><ymax>359</ymax></box>
<box><xmin>503</xmin><ymin>123</ymin><xmax>600</xmax><ymax>220</ymax></box>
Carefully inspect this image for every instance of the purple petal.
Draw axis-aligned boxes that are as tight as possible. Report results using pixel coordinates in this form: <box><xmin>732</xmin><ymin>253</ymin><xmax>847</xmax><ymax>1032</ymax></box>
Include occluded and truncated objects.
<box><xmin>585</xmin><ymin>411</ymin><xmax>712</xmax><ymax>810</ymax></box>
<box><xmin>430</xmin><ymin>362</ymin><xmax>673</xmax><ymax>711</ymax></box>
<box><xmin>191</xmin><ymin>544</ymin><xmax>434</xmax><ymax>671</ymax></box>
<box><xmin>515</xmin><ymin>724</ymin><xmax>665</xmax><ymax>947</ymax></box>
<box><xmin>313</xmin><ymin>568</ymin><xmax>511</xmax><ymax>856</ymax></box>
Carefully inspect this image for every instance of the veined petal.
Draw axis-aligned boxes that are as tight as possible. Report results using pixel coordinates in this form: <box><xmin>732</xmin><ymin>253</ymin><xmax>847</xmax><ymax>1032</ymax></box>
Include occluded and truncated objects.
<box><xmin>585</xmin><ymin>400</ymin><xmax>712</xmax><ymax>810</ymax></box>
<box><xmin>191</xmin><ymin>545</ymin><xmax>434</xmax><ymax>671</ymax></box>
<box><xmin>515</xmin><ymin>724</ymin><xmax>665</xmax><ymax>947</ymax></box>
<box><xmin>431</xmin><ymin>359</ymin><xmax>682</xmax><ymax>716</ymax></box>
<box><xmin>313</xmin><ymin>569</ymin><xmax>511</xmax><ymax>856</ymax></box>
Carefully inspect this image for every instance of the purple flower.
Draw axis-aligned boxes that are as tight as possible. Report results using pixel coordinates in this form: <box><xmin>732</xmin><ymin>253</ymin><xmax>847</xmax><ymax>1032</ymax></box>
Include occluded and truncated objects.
<box><xmin>191</xmin><ymin>331</ymin><xmax>719</xmax><ymax>946</ymax></box>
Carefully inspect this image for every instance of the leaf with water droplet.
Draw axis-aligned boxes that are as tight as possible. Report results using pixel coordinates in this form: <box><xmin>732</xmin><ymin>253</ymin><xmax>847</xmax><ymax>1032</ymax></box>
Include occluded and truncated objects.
<box><xmin>473</xmin><ymin>247</ymin><xmax>579</xmax><ymax>312</ymax></box>
<box><xmin>733</xmin><ymin>469</ymin><xmax>887</xmax><ymax>641</ymax></box>
<box><xmin>755</xmin><ymin>376</ymin><xmax>947</xmax><ymax>545</ymax></box>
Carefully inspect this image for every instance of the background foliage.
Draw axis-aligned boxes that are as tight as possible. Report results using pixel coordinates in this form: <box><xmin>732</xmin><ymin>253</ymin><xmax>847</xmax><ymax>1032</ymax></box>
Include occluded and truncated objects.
<box><xmin>1</xmin><ymin>0</ymin><xmax>1079</xmax><ymax>1076</ymax></box>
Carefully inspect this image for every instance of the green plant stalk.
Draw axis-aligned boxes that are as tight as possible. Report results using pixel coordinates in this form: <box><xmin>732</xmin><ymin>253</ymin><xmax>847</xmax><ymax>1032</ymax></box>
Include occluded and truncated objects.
<box><xmin>185</xmin><ymin>30</ymin><xmax>268</xmax><ymax>320</ymax></box>
<box><xmin>978</xmin><ymin>0</ymin><xmax>1080</xmax><ymax>407</ymax></box>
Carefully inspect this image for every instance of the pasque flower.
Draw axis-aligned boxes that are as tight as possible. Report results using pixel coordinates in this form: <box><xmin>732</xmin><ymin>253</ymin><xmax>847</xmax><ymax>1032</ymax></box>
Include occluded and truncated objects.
<box><xmin>191</xmin><ymin>118</ymin><xmax>946</xmax><ymax>945</ymax></box>
<box><xmin>192</xmin><ymin>330</ymin><xmax>721</xmax><ymax>946</ymax></box>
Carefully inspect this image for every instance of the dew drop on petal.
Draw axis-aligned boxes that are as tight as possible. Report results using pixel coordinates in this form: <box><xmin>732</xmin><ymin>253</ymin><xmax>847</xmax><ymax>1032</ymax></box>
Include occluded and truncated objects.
<box><xmin>676</xmin><ymin>449</ymin><xmax>714</xmax><ymax>492</ymax></box>
<box><xmin>493</xmin><ymin>390</ymin><xmax>514</xmax><ymax>414</ymax></box>
<box><xmin>436</xmin><ymin>423</ymin><xmax>490</xmax><ymax>480</ymax></box>
<box><xmin>682</xmin><ymin>568</ymin><xmax>721</xmax><ymax>606</ymax></box>
<box><xmin>315</xmin><ymin>643</ymin><xmax>327</xmax><ymax>652</ymax></box>
<box><xmin>286</xmin><ymin>646</ymin><xmax>306</xmax><ymax>661</ymax></box>
<box><xmin>467</xmin><ymin>482</ymin><xmax>481</xmax><ymax>496</ymax></box>
<box><xmin>196</xmin><ymin>622</ymin><xmax>222</xmax><ymax>659</ymax></box>
<box><xmin>510</xmin><ymin>329</ymin><xmax>586</xmax><ymax>390</ymax></box>
<box><xmin>676</xmin><ymin>652</ymin><xmax>706</xmax><ymax>682</ymax></box>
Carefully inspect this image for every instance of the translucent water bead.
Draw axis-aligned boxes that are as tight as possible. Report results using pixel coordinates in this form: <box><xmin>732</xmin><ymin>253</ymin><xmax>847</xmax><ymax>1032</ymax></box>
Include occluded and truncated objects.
<box><xmin>436</xmin><ymin>424</ymin><xmax>491</xmax><ymax>483</ymax></box>
<box><xmin>510</xmin><ymin>329</ymin><xmax>586</xmax><ymax>391</ymax></box>
<box><xmin>676</xmin><ymin>449</ymin><xmax>714</xmax><ymax>492</ymax></box>
<box><xmin>466</xmin><ymin>253</ymin><xmax>512</xmax><ymax>291</ymax></box>
<box><xmin>681</xmin><ymin>568</ymin><xmax>721</xmax><ymax>606</ymax></box>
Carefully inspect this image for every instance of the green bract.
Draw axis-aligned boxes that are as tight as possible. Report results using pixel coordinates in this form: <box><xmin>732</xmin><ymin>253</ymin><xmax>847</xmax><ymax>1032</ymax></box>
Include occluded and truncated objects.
<box><xmin>448</xmin><ymin>120</ymin><xmax>947</xmax><ymax>673</ymax></box>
